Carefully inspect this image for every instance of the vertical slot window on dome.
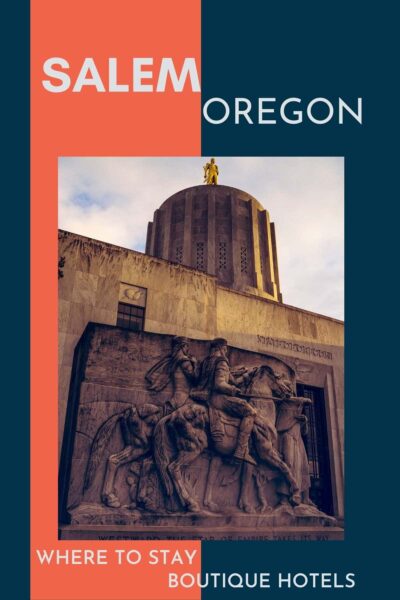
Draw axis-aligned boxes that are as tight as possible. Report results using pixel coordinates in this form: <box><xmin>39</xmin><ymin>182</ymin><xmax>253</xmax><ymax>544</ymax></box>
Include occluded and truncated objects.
<box><xmin>175</xmin><ymin>245</ymin><xmax>183</xmax><ymax>264</ymax></box>
<box><xmin>218</xmin><ymin>241</ymin><xmax>227</xmax><ymax>270</ymax></box>
<box><xmin>240</xmin><ymin>246</ymin><xmax>248</xmax><ymax>273</ymax></box>
<box><xmin>196</xmin><ymin>241</ymin><xmax>205</xmax><ymax>271</ymax></box>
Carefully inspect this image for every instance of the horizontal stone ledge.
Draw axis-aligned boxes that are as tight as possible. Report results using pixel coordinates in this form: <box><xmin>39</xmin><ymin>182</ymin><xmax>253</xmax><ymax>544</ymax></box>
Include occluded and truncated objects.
<box><xmin>60</xmin><ymin>525</ymin><xmax>344</xmax><ymax>542</ymax></box>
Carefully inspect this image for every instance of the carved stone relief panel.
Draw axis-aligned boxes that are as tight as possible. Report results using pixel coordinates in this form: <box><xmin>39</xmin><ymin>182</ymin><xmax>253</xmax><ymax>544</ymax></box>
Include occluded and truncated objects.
<box><xmin>60</xmin><ymin>324</ymin><xmax>338</xmax><ymax>538</ymax></box>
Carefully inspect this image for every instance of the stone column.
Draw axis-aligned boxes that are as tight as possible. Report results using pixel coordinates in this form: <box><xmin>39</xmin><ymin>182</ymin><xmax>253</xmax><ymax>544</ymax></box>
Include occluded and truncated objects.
<box><xmin>258</xmin><ymin>210</ymin><xmax>272</xmax><ymax>294</ymax></box>
<box><xmin>325</xmin><ymin>371</ymin><xmax>344</xmax><ymax>519</ymax></box>
<box><xmin>207</xmin><ymin>188</ymin><xmax>216</xmax><ymax>275</ymax></box>
<box><xmin>230</xmin><ymin>193</ymin><xmax>240</xmax><ymax>286</ymax></box>
<box><xmin>161</xmin><ymin>202</ymin><xmax>172</xmax><ymax>260</ymax></box>
<box><xmin>251</xmin><ymin>201</ymin><xmax>263</xmax><ymax>291</ymax></box>
<box><xmin>270</xmin><ymin>222</ymin><xmax>281</xmax><ymax>301</ymax></box>
<box><xmin>183</xmin><ymin>190</ymin><xmax>193</xmax><ymax>265</ymax></box>
<box><xmin>146</xmin><ymin>222</ymin><xmax>153</xmax><ymax>255</ymax></box>
<box><xmin>150</xmin><ymin>209</ymin><xmax>161</xmax><ymax>256</ymax></box>
<box><xmin>265</xmin><ymin>211</ymin><xmax>277</xmax><ymax>299</ymax></box>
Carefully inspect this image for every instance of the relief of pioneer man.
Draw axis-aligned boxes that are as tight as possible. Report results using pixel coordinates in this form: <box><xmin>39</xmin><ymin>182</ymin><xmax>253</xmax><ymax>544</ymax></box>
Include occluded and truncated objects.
<box><xmin>145</xmin><ymin>336</ymin><xmax>198</xmax><ymax>414</ymax></box>
<box><xmin>190</xmin><ymin>337</ymin><xmax>257</xmax><ymax>465</ymax></box>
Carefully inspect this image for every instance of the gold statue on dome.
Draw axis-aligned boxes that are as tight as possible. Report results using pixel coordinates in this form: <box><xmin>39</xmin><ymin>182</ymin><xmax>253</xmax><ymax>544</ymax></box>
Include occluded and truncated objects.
<box><xmin>203</xmin><ymin>158</ymin><xmax>219</xmax><ymax>185</ymax></box>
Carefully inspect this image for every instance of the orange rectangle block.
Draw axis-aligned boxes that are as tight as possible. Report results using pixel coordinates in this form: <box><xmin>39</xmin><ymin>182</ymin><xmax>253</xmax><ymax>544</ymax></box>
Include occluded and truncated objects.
<box><xmin>31</xmin><ymin>1</ymin><xmax>201</xmax><ymax>598</ymax></box>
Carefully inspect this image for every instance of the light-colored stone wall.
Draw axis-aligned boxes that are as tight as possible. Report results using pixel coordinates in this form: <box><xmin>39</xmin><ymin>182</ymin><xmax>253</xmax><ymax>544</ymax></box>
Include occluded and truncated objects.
<box><xmin>59</xmin><ymin>230</ymin><xmax>344</xmax><ymax>517</ymax></box>
<box><xmin>216</xmin><ymin>286</ymin><xmax>343</xmax><ymax>351</ymax></box>
<box><xmin>59</xmin><ymin>231</ymin><xmax>218</xmax><ymax>451</ymax></box>
<box><xmin>214</xmin><ymin>286</ymin><xmax>344</xmax><ymax>518</ymax></box>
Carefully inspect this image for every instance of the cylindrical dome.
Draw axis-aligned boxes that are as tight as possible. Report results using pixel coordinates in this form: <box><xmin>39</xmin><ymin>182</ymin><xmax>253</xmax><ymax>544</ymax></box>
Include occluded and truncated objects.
<box><xmin>145</xmin><ymin>184</ymin><xmax>282</xmax><ymax>302</ymax></box>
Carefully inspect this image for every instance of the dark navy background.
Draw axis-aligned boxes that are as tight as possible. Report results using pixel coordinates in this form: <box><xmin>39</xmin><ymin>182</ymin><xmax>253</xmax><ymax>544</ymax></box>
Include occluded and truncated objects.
<box><xmin>201</xmin><ymin>1</ymin><xmax>397</xmax><ymax>598</ymax></box>
<box><xmin>6</xmin><ymin>0</ymin><xmax>397</xmax><ymax>598</ymax></box>
<box><xmin>4</xmin><ymin>1</ymin><xmax>30</xmax><ymax>599</ymax></box>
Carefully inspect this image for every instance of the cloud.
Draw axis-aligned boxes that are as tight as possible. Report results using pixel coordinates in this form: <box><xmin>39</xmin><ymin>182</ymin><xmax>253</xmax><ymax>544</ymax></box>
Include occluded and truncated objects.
<box><xmin>59</xmin><ymin>156</ymin><xmax>344</xmax><ymax>320</ymax></box>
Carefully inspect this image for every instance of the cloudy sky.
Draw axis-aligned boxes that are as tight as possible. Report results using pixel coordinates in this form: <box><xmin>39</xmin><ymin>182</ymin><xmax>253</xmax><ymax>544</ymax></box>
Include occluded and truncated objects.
<box><xmin>59</xmin><ymin>157</ymin><xmax>344</xmax><ymax>320</ymax></box>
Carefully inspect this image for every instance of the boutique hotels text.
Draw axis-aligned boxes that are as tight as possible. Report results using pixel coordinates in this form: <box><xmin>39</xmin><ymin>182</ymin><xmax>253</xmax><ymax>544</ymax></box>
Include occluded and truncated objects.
<box><xmin>41</xmin><ymin>57</ymin><xmax>363</xmax><ymax>125</ymax></box>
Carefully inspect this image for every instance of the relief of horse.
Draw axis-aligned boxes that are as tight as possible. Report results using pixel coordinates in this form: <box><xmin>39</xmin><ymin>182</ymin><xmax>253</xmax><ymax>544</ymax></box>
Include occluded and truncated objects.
<box><xmin>83</xmin><ymin>365</ymin><xmax>300</xmax><ymax>513</ymax></box>
<box><xmin>153</xmin><ymin>364</ymin><xmax>301</xmax><ymax>512</ymax></box>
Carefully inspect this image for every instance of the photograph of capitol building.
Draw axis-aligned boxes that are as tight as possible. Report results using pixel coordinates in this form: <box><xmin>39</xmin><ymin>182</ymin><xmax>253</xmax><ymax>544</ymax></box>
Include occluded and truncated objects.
<box><xmin>58</xmin><ymin>157</ymin><xmax>344</xmax><ymax>541</ymax></box>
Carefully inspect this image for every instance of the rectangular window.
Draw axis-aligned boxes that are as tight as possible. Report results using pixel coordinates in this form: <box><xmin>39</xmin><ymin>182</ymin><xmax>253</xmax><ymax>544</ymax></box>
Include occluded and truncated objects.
<box><xmin>117</xmin><ymin>302</ymin><xmax>145</xmax><ymax>332</ymax></box>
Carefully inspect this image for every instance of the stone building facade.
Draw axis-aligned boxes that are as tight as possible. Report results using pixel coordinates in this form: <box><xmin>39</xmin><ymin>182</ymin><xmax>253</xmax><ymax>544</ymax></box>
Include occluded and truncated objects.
<box><xmin>58</xmin><ymin>183</ymin><xmax>344</xmax><ymax>539</ymax></box>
